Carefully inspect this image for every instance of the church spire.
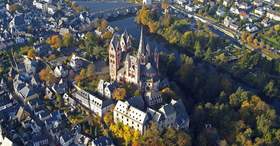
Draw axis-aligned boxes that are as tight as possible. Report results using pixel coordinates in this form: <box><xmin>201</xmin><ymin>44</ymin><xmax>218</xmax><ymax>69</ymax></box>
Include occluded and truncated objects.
<box><xmin>138</xmin><ymin>27</ymin><xmax>145</xmax><ymax>56</ymax></box>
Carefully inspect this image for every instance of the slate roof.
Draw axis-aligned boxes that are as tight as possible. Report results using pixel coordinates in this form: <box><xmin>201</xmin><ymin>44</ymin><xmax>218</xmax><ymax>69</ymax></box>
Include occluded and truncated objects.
<box><xmin>13</xmin><ymin>13</ymin><xmax>24</xmax><ymax>26</ymax></box>
<box><xmin>92</xmin><ymin>136</ymin><xmax>114</xmax><ymax>146</ymax></box>
<box><xmin>159</xmin><ymin>103</ymin><xmax>176</xmax><ymax>117</ymax></box>
<box><xmin>127</xmin><ymin>96</ymin><xmax>145</xmax><ymax>110</ymax></box>
<box><xmin>147</xmin><ymin>108</ymin><xmax>163</xmax><ymax>122</ymax></box>
<box><xmin>60</xmin><ymin>130</ymin><xmax>74</xmax><ymax>144</ymax></box>
<box><xmin>30</xmin><ymin>133</ymin><xmax>48</xmax><ymax>145</ymax></box>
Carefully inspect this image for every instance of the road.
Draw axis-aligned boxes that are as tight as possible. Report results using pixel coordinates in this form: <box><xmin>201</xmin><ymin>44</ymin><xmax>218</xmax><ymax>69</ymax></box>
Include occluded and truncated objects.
<box><xmin>171</xmin><ymin>5</ymin><xmax>239</xmax><ymax>39</ymax></box>
<box><xmin>171</xmin><ymin>4</ymin><xmax>280</xmax><ymax>60</ymax></box>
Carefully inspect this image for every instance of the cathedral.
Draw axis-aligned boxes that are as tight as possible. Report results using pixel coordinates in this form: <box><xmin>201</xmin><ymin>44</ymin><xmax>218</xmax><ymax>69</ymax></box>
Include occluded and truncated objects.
<box><xmin>108</xmin><ymin>28</ymin><xmax>160</xmax><ymax>91</ymax></box>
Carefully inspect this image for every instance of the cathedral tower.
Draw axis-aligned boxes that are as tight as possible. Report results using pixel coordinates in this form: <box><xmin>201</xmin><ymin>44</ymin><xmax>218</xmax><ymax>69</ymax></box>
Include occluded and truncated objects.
<box><xmin>120</xmin><ymin>30</ymin><xmax>132</xmax><ymax>52</ymax></box>
<box><xmin>109</xmin><ymin>35</ymin><xmax>122</xmax><ymax>81</ymax></box>
<box><xmin>137</xmin><ymin>27</ymin><xmax>147</xmax><ymax>65</ymax></box>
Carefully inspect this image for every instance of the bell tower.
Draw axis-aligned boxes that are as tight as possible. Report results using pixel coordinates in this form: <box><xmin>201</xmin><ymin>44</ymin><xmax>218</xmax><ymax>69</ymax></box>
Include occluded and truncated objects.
<box><xmin>109</xmin><ymin>35</ymin><xmax>121</xmax><ymax>81</ymax></box>
<box><xmin>137</xmin><ymin>27</ymin><xmax>147</xmax><ymax>65</ymax></box>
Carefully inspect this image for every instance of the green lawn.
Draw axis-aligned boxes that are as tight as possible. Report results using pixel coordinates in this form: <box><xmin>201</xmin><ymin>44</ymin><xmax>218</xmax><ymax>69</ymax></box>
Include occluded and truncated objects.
<box><xmin>260</xmin><ymin>34</ymin><xmax>280</xmax><ymax>50</ymax></box>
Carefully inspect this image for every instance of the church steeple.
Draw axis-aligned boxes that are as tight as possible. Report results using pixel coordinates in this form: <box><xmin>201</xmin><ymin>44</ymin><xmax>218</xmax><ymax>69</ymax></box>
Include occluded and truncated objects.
<box><xmin>138</xmin><ymin>27</ymin><xmax>145</xmax><ymax>56</ymax></box>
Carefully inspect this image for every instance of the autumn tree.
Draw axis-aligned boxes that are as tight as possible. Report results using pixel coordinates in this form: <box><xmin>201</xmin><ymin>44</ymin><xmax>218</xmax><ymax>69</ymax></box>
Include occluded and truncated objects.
<box><xmin>8</xmin><ymin>4</ymin><xmax>22</xmax><ymax>13</ymax></box>
<box><xmin>204</xmin><ymin>47</ymin><xmax>212</xmax><ymax>61</ymax></box>
<box><xmin>263</xmin><ymin>80</ymin><xmax>279</xmax><ymax>99</ymax></box>
<box><xmin>180</xmin><ymin>31</ymin><xmax>193</xmax><ymax>47</ymax></box>
<box><xmin>62</xmin><ymin>32</ymin><xmax>74</xmax><ymax>48</ymax></box>
<box><xmin>86</xmin><ymin>64</ymin><xmax>95</xmax><ymax>80</ymax></box>
<box><xmin>136</xmin><ymin>6</ymin><xmax>151</xmax><ymax>25</ymax></box>
<box><xmin>161</xmin><ymin>14</ymin><xmax>172</xmax><ymax>28</ymax></box>
<box><xmin>0</xmin><ymin>66</ymin><xmax>3</xmax><ymax>76</ymax></box>
<box><xmin>27</xmin><ymin>49</ymin><xmax>36</xmax><ymax>59</ymax></box>
<box><xmin>103</xmin><ymin>111</ymin><xmax>113</xmax><ymax>126</ymax></box>
<box><xmin>161</xmin><ymin>0</ymin><xmax>169</xmax><ymax>14</ymax></box>
<box><xmin>100</xmin><ymin>19</ymin><xmax>108</xmax><ymax>31</ymax></box>
<box><xmin>48</xmin><ymin>35</ymin><xmax>62</xmax><ymax>49</ymax></box>
<box><xmin>74</xmin><ymin>68</ymin><xmax>87</xmax><ymax>85</ymax></box>
<box><xmin>177</xmin><ymin>131</ymin><xmax>192</xmax><ymax>146</ymax></box>
<box><xmin>241</xmin><ymin>32</ymin><xmax>249</xmax><ymax>43</ymax></box>
<box><xmin>113</xmin><ymin>88</ymin><xmax>126</xmax><ymax>100</ymax></box>
<box><xmin>274</xmin><ymin>24</ymin><xmax>280</xmax><ymax>33</ymax></box>
<box><xmin>83</xmin><ymin>32</ymin><xmax>98</xmax><ymax>55</ymax></box>
<box><xmin>246</xmin><ymin>35</ymin><xmax>253</xmax><ymax>44</ymax></box>
<box><xmin>163</xmin><ymin>128</ymin><xmax>177</xmax><ymax>145</ymax></box>
<box><xmin>148</xmin><ymin>21</ymin><xmax>159</xmax><ymax>33</ymax></box>
<box><xmin>123</xmin><ymin>125</ymin><xmax>132</xmax><ymax>145</ymax></box>
<box><xmin>194</xmin><ymin>40</ymin><xmax>202</xmax><ymax>58</ymax></box>
<box><xmin>70</xmin><ymin>2</ymin><xmax>82</xmax><ymax>13</ymax></box>
<box><xmin>103</xmin><ymin>31</ymin><xmax>113</xmax><ymax>40</ymax></box>
<box><xmin>142</xmin><ymin>122</ymin><xmax>163</xmax><ymax>146</ymax></box>
<box><xmin>39</xmin><ymin>68</ymin><xmax>56</xmax><ymax>85</ymax></box>
<box><xmin>20</xmin><ymin>46</ymin><xmax>33</xmax><ymax>55</ymax></box>
<box><xmin>253</xmin><ymin>39</ymin><xmax>259</xmax><ymax>47</ymax></box>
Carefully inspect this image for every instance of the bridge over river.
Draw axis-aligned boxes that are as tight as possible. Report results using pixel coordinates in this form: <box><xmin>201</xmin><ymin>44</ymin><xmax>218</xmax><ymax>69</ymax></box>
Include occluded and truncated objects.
<box><xmin>75</xmin><ymin>1</ymin><xmax>141</xmax><ymax>19</ymax></box>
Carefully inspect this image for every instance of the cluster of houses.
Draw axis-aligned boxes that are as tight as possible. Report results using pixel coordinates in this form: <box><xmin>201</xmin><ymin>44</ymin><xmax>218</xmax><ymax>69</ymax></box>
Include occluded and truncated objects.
<box><xmin>175</xmin><ymin>0</ymin><xmax>280</xmax><ymax>33</ymax></box>
<box><xmin>0</xmin><ymin>52</ymin><xmax>117</xmax><ymax>145</ymax></box>
<box><xmin>0</xmin><ymin>0</ymin><xmax>98</xmax><ymax>51</ymax></box>
<box><xmin>0</xmin><ymin>0</ymin><xmax>115</xmax><ymax>145</ymax></box>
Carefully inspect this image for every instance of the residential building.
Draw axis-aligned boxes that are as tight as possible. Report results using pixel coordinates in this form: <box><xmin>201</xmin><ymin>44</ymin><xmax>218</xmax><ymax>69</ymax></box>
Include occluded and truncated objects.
<box><xmin>51</xmin><ymin>79</ymin><xmax>68</xmax><ymax>95</ymax></box>
<box><xmin>72</xmin><ymin>85</ymin><xmax>114</xmax><ymax>117</ymax></box>
<box><xmin>240</xmin><ymin>11</ymin><xmax>249</xmax><ymax>20</ymax></box>
<box><xmin>54</xmin><ymin>65</ymin><xmax>68</xmax><ymax>78</ymax></box>
<box><xmin>264</xmin><ymin>0</ymin><xmax>275</xmax><ymax>4</ymax></box>
<box><xmin>113</xmin><ymin>100</ymin><xmax>149</xmax><ymax>134</ymax></box>
<box><xmin>113</xmin><ymin>98</ymin><xmax>189</xmax><ymax>134</ymax></box>
<box><xmin>224</xmin><ymin>16</ymin><xmax>232</xmax><ymax>27</ymax></box>
<box><xmin>254</xmin><ymin>7</ymin><xmax>265</xmax><ymax>16</ymax></box>
<box><xmin>223</xmin><ymin>0</ymin><xmax>231</xmax><ymax>7</ymax></box>
<box><xmin>0</xmin><ymin>130</ymin><xmax>14</xmax><ymax>146</ymax></box>
<box><xmin>229</xmin><ymin>23</ymin><xmax>239</xmax><ymax>31</ymax></box>
<box><xmin>60</xmin><ymin>131</ymin><xmax>74</xmax><ymax>146</ymax></box>
<box><xmin>236</xmin><ymin>2</ymin><xmax>251</xmax><ymax>10</ymax></box>
<box><xmin>230</xmin><ymin>7</ymin><xmax>239</xmax><ymax>15</ymax></box>
<box><xmin>253</xmin><ymin>0</ymin><xmax>263</xmax><ymax>7</ymax></box>
<box><xmin>185</xmin><ymin>5</ymin><xmax>196</xmax><ymax>12</ymax></box>
<box><xmin>275</xmin><ymin>1</ymin><xmax>280</xmax><ymax>7</ymax></box>
<box><xmin>261</xmin><ymin>18</ymin><xmax>271</xmax><ymax>27</ymax></box>
<box><xmin>33</xmin><ymin>1</ymin><xmax>44</xmax><ymax>10</ymax></box>
<box><xmin>216</xmin><ymin>8</ymin><xmax>225</xmax><ymax>17</ymax></box>
<box><xmin>266</xmin><ymin>10</ymin><xmax>280</xmax><ymax>21</ymax></box>
<box><xmin>175</xmin><ymin>0</ymin><xmax>187</xmax><ymax>6</ymax></box>
<box><xmin>30</xmin><ymin>133</ymin><xmax>49</xmax><ymax>146</ymax></box>
<box><xmin>92</xmin><ymin>136</ymin><xmax>115</xmax><ymax>146</ymax></box>
<box><xmin>13</xmin><ymin>74</ymin><xmax>40</xmax><ymax>103</ymax></box>
<box><xmin>148</xmin><ymin>99</ymin><xmax>190</xmax><ymax>130</ymax></box>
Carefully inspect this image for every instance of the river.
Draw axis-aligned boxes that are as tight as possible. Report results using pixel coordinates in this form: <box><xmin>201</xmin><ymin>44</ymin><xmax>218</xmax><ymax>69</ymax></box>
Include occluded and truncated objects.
<box><xmin>74</xmin><ymin>1</ymin><xmax>137</xmax><ymax>13</ymax></box>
